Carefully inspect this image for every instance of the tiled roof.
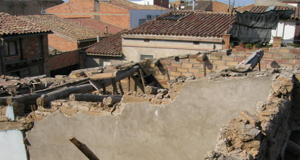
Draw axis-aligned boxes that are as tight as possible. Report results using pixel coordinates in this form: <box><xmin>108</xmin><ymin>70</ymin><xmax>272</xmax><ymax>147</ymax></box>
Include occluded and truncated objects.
<box><xmin>238</xmin><ymin>5</ymin><xmax>300</xmax><ymax>19</ymax></box>
<box><xmin>0</xmin><ymin>12</ymin><xmax>51</xmax><ymax>36</ymax></box>
<box><xmin>126</xmin><ymin>11</ymin><xmax>235</xmax><ymax>38</ymax></box>
<box><xmin>66</xmin><ymin>18</ymin><xmax>124</xmax><ymax>34</ymax></box>
<box><xmin>281</xmin><ymin>0</ymin><xmax>300</xmax><ymax>2</ymax></box>
<box><xmin>179</xmin><ymin>1</ymin><xmax>212</xmax><ymax>11</ymax></box>
<box><xmin>105</xmin><ymin>0</ymin><xmax>168</xmax><ymax>10</ymax></box>
<box><xmin>19</xmin><ymin>14</ymin><xmax>105</xmax><ymax>40</ymax></box>
<box><xmin>85</xmin><ymin>30</ymin><xmax>127</xmax><ymax>56</ymax></box>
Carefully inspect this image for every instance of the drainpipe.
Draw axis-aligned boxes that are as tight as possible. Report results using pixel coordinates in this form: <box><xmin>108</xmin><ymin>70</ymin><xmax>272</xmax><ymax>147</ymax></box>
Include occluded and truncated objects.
<box><xmin>0</xmin><ymin>38</ymin><xmax>5</xmax><ymax>75</ymax></box>
<box><xmin>192</xmin><ymin>0</ymin><xmax>195</xmax><ymax>10</ymax></box>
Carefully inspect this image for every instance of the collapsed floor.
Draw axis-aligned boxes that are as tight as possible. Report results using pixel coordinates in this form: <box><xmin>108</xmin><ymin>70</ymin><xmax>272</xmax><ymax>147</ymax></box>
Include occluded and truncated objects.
<box><xmin>0</xmin><ymin>49</ymin><xmax>299</xmax><ymax>160</ymax></box>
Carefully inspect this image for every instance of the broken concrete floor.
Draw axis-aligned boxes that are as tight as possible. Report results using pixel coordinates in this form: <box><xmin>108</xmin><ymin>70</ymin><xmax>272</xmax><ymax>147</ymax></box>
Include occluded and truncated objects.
<box><xmin>27</xmin><ymin>76</ymin><xmax>272</xmax><ymax>160</ymax></box>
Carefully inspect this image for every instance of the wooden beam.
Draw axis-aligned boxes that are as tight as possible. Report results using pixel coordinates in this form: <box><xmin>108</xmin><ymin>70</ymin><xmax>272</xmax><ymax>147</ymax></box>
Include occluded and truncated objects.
<box><xmin>69</xmin><ymin>137</ymin><xmax>100</xmax><ymax>160</ymax></box>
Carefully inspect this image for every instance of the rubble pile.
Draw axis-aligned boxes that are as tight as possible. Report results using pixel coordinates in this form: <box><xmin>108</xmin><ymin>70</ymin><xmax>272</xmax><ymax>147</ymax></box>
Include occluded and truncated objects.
<box><xmin>205</xmin><ymin>70</ymin><xmax>300</xmax><ymax>160</ymax></box>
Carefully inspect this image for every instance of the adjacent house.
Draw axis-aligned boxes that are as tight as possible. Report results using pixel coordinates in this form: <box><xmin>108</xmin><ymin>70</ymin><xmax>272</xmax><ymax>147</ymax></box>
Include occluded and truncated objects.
<box><xmin>171</xmin><ymin>0</ymin><xmax>230</xmax><ymax>13</ymax></box>
<box><xmin>0</xmin><ymin>0</ymin><xmax>63</xmax><ymax>15</ymax></box>
<box><xmin>237</xmin><ymin>4</ymin><xmax>300</xmax><ymax>45</ymax></box>
<box><xmin>255</xmin><ymin>0</ymin><xmax>300</xmax><ymax>6</ymax></box>
<box><xmin>85</xmin><ymin>30</ymin><xmax>127</xmax><ymax>68</ymax></box>
<box><xmin>66</xmin><ymin>17</ymin><xmax>124</xmax><ymax>34</ymax></box>
<box><xmin>19</xmin><ymin>14</ymin><xmax>105</xmax><ymax>53</ymax></box>
<box><xmin>0</xmin><ymin>12</ymin><xmax>52</xmax><ymax>77</ymax></box>
<box><xmin>45</xmin><ymin>0</ymin><xmax>169</xmax><ymax>29</ymax></box>
<box><xmin>19</xmin><ymin>14</ymin><xmax>105</xmax><ymax>76</ymax></box>
<box><xmin>122</xmin><ymin>11</ymin><xmax>235</xmax><ymax>62</ymax></box>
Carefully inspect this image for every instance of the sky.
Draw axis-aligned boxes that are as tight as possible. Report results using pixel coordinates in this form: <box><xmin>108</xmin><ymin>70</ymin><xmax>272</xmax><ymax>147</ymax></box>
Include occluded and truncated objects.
<box><xmin>62</xmin><ymin>0</ymin><xmax>255</xmax><ymax>7</ymax></box>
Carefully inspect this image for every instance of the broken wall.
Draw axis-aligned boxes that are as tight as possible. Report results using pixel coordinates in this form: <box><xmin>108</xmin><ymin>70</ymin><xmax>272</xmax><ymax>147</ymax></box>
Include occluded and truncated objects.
<box><xmin>27</xmin><ymin>75</ymin><xmax>272</xmax><ymax>160</ymax></box>
<box><xmin>149</xmin><ymin>47</ymin><xmax>300</xmax><ymax>87</ymax></box>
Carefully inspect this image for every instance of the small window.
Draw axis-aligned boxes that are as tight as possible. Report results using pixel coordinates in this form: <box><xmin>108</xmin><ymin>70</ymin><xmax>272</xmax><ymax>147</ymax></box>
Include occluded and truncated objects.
<box><xmin>139</xmin><ymin>19</ymin><xmax>146</xmax><ymax>25</ymax></box>
<box><xmin>193</xmin><ymin>41</ymin><xmax>200</xmax><ymax>45</ymax></box>
<box><xmin>4</xmin><ymin>39</ymin><xmax>21</xmax><ymax>57</ymax></box>
<box><xmin>140</xmin><ymin>54</ymin><xmax>153</xmax><ymax>61</ymax></box>
<box><xmin>144</xmin><ymin>39</ymin><xmax>150</xmax><ymax>42</ymax></box>
<box><xmin>146</xmin><ymin>15</ymin><xmax>152</xmax><ymax>20</ymax></box>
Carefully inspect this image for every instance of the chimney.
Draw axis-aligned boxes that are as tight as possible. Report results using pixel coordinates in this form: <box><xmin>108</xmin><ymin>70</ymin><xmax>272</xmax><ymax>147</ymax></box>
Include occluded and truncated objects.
<box><xmin>105</xmin><ymin>26</ymin><xmax>108</xmax><ymax>35</ymax></box>
<box><xmin>97</xmin><ymin>35</ymin><xmax>100</xmax><ymax>42</ymax></box>
<box><xmin>192</xmin><ymin>0</ymin><xmax>195</xmax><ymax>10</ymax></box>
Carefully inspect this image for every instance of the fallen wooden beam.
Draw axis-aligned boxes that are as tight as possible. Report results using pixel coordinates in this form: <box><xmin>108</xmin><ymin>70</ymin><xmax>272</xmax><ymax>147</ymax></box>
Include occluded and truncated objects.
<box><xmin>36</xmin><ymin>65</ymin><xmax>140</xmax><ymax>107</ymax></box>
<box><xmin>103</xmin><ymin>95</ymin><xmax>122</xmax><ymax>106</ymax></box>
<box><xmin>69</xmin><ymin>94</ymin><xmax>109</xmax><ymax>102</ymax></box>
<box><xmin>90</xmin><ymin>71</ymin><xmax>117</xmax><ymax>81</ymax></box>
<box><xmin>69</xmin><ymin>137</ymin><xmax>100</xmax><ymax>160</ymax></box>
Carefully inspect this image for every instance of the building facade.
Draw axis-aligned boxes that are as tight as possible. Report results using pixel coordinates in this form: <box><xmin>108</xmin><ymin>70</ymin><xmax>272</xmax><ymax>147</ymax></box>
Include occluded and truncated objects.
<box><xmin>0</xmin><ymin>12</ymin><xmax>52</xmax><ymax>77</ymax></box>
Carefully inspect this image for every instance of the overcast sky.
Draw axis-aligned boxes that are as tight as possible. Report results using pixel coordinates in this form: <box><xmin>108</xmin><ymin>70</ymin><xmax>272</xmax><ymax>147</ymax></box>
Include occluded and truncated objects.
<box><xmin>62</xmin><ymin>0</ymin><xmax>255</xmax><ymax>7</ymax></box>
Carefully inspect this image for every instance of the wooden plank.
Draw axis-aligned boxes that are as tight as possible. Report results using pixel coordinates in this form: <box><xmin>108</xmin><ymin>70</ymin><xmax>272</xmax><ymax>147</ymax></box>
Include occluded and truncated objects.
<box><xmin>90</xmin><ymin>72</ymin><xmax>116</xmax><ymax>80</ymax></box>
<box><xmin>117</xmin><ymin>81</ymin><xmax>124</xmax><ymax>95</ymax></box>
<box><xmin>139</xmin><ymin>69</ymin><xmax>146</xmax><ymax>93</ymax></box>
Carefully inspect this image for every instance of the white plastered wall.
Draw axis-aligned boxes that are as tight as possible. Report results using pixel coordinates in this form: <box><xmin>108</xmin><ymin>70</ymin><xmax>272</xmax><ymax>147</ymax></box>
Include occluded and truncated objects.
<box><xmin>270</xmin><ymin>20</ymin><xmax>296</xmax><ymax>44</ymax></box>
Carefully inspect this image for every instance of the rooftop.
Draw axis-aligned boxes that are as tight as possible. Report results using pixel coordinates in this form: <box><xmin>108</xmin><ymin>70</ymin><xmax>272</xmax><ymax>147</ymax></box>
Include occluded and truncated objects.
<box><xmin>237</xmin><ymin>5</ymin><xmax>300</xmax><ymax>19</ymax></box>
<box><xmin>0</xmin><ymin>12</ymin><xmax>51</xmax><ymax>36</ymax></box>
<box><xmin>85</xmin><ymin>30</ymin><xmax>128</xmax><ymax>57</ymax></box>
<box><xmin>66</xmin><ymin>18</ymin><xmax>124</xmax><ymax>35</ymax></box>
<box><xmin>126</xmin><ymin>11</ymin><xmax>235</xmax><ymax>38</ymax></box>
<box><xmin>19</xmin><ymin>14</ymin><xmax>105</xmax><ymax>40</ymax></box>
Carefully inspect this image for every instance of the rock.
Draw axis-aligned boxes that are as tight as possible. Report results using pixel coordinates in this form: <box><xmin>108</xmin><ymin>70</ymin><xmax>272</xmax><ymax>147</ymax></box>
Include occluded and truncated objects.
<box><xmin>239</xmin><ymin>110</ymin><xmax>259</xmax><ymax>126</ymax></box>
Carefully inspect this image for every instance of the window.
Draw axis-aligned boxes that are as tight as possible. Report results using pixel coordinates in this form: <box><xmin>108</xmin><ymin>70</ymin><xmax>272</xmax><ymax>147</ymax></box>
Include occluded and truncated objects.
<box><xmin>139</xmin><ymin>19</ymin><xmax>146</xmax><ymax>25</ymax></box>
<box><xmin>4</xmin><ymin>39</ymin><xmax>21</xmax><ymax>57</ymax></box>
<box><xmin>140</xmin><ymin>54</ymin><xmax>153</xmax><ymax>61</ymax></box>
<box><xmin>146</xmin><ymin>15</ymin><xmax>152</xmax><ymax>20</ymax></box>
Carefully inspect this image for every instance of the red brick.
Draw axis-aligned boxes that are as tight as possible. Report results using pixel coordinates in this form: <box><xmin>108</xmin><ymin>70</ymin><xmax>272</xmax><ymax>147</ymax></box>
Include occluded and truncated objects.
<box><xmin>209</xmin><ymin>54</ymin><xmax>222</xmax><ymax>60</ymax></box>
<box><xmin>188</xmin><ymin>68</ymin><xmax>200</xmax><ymax>73</ymax></box>
<box><xmin>155</xmin><ymin>75</ymin><xmax>165</xmax><ymax>80</ymax></box>
<box><xmin>169</xmin><ymin>71</ymin><xmax>181</xmax><ymax>77</ymax></box>
<box><xmin>275</xmin><ymin>59</ymin><xmax>289</xmax><ymax>64</ymax></box>
<box><xmin>189</xmin><ymin>54</ymin><xmax>199</xmax><ymax>58</ymax></box>
<box><xmin>180</xmin><ymin>59</ymin><xmax>189</xmax><ymax>63</ymax></box>
<box><xmin>235</xmin><ymin>57</ymin><xmax>245</xmax><ymax>62</ymax></box>
<box><xmin>217</xmin><ymin>65</ymin><xmax>229</xmax><ymax>70</ymax></box>
<box><xmin>264</xmin><ymin>53</ymin><xmax>273</xmax><ymax>58</ymax></box>
<box><xmin>171</xmin><ymin>62</ymin><xmax>182</xmax><ymax>68</ymax></box>
<box><xmin>194</xmin><ymin>73</ymin><xmax>204</xmax><ymax>78</ymax></box>
<box><xmin>282</xmin><ymin>53</ymin><xmax>296</xmax><ymax>59</ymax></box>
<box><xmin>189</xmin><ymin>59</ymin><xmax>200</xmax><ymax>63</ymax></box>
<box><xmin>167</xmin><ymin>67</ymin><xmax>177</xmax><ymax>72</ymax></box>
<box><xmin>222</xmin><ymin>56</ymin><xmax>235</xmax><ymax>61</ymax></box>
<box><xmin>193</xmin><ymin>63</ymin><xmax>204</xmax><ymax>68</ymax></box>
<box><xmin>177</xmin><ymin>68</ymin><xmax>188</xmax><ymax>72</ymax></box>
<box><xmin>212</xmin><ymin>60</ymin><xmax>225</xmax><ymax>65</ymax></box>
<box><xmin>273</xmin><ymin>53</ymin><xmax>280</xmax><ymax>59</ymax></box>
<box><xmin>182</xmin><ymin>72</ymin><xmax>193</xmax><ymax>77</ymax></box>
<box><xmin>291</xmin><ymin>48</ymin><xmax>300</xmax><ymax>54</ymax></box>
<box><xmin>160</xmin><ymin>59</ymin><xmax>171</xmax><ymax>65</ymax></box>
<box><xmin>277</xmin><ymin>48</ymin><xmax>290</xmax><ymax>53</ymax></box>
<box><xmin>181</xmin><ymin>63</ymin><xmax>193</xmax><ymax>68</ymax></box>
<box><xmin>289</xmin><ymin>59</ymin><xmax>299</xmax><ymax>64</ymax></box>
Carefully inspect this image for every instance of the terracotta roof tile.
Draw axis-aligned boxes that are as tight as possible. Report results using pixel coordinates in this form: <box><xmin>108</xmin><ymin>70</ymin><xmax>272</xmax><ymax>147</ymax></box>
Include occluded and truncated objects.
<box><xmin>126</xmin><ymin>11</ymin><xmax>235</xmax><ymax>38</ymax></box>
<box><xmin>104</xmin><ymin>0</ymin><xmax>168</xmax><ymax>10</ymax></box>
<box><xmin>281</xmin><ymin>0</ymin><xmax>300</xmax><ymax>2</ymax></box>
<box><xmin>239</xmin><ymin>5</ymin><xmax>300</xmax><ymax>19</ymax></box>
<box><xmin>18</xmin><ymin>14</ymin><xmax>105</xmax><ymax>40</ymax></box>
<box><xmin>85</xmin><ymin>30</ymin><xmax>128</xmax><ymax>56</ymax></box>
<box><xmin>0</xmin><ymin>12</ymin><xmax>51</xmax><ymax>36</ymax></box>
<box><xmin>66</xmin><ymin>18</ymin><xmax>124</xmax><ymax>34</ymax></box>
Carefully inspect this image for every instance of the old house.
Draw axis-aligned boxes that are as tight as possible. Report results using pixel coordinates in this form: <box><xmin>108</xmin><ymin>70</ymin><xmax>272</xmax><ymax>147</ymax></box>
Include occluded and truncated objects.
<box><xmin>0</xmin><ymin>12</ymin><xmax>52</xmax><ymax>77</ymax></box>
<box><xmin>19</xmin><ymin>14</ymin><xmax>105</xmax><ymax>76</ymax></box>
<box><xmin>45</xmin><ymin>0</ymin><xmax>169</xmax><ymax>29</ymax></box>
<box><xmin>122</xmin><ymin>11</ymin><xmax>234</xmax><ymax>62</ymax></box>
<box><xmin>0</xmin><ymin>0</ymin><xmax>63</xmax><ymax>15</ymax></box>
<box><xmin>66</xmin><ymin>17</ymin><xmax>124</xmax><ymax>35</ymax></box>
<box><xmin>237</xmin><ymin>4</ymin><xmax>300</xmax><ymax>45</ymax></box>
<box><xmin>255</xmin><ymin>0</ymin><xmax>300</xmax><ymax>6</ymax></box>
<box><xmin>85</xmin><ymin>30</ymin><xmax>127</xmax><ymax>68</ymax></box>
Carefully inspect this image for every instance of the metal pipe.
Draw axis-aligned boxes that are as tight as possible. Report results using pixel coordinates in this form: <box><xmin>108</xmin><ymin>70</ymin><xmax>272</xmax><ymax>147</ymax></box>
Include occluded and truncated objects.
<box><xmin>192</xmin><ymin>0</ymin><xmax>195</xmax><ymax>10</ymax></box>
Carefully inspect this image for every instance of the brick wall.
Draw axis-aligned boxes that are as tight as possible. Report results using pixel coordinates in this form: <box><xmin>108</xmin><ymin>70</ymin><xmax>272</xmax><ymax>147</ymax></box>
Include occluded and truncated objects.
<box><xmin>212</xmin><ymin>1</ymin><xmax>230</xmax><ymax>13</ymax></box>
<box><xmin>48</xmin><ymin>33</ymin><xmax>78</xmax><ymax>52</ymax></box>
<box><xmin>46</xmin><ymin>0</ymin><xmax>94</xmax><ymax>14</ymax></box>
<box><xmin>49</xmin><ymin>50</ymin><xmax>80</xmax><ymax>71</ymax></box>
<box><xmin>22</xmin><ymin>36</ymin><xmax>42</xmax><ymax>59</ymax></box>
<box><xmin>150</xmin><ymin>47</ymin><xmax>300</xmax><ymax>87</ymax></box>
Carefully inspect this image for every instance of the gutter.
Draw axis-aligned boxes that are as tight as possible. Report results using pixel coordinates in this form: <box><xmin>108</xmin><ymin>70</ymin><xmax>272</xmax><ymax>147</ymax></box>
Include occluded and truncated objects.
<box><xmin>1</xmin><ymin>32</ymin><xmax>52</xmax><ymax>40</ymax></box>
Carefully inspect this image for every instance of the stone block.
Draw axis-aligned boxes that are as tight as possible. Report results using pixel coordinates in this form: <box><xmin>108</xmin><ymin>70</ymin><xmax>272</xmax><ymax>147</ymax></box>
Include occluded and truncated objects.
<box><xmin>181</xmin><ymin>63</ymin><xmax>193</xmax><ymax>68</ymax></box>
<box><xmin>177</xmin><ymin>68</ymin><xmax>188</xmax><ymax>72</ymax></box>
<box><xmin>281</xmin><ymin>53</ymin><xmax>296</xmax><ymax>59</ymax></box>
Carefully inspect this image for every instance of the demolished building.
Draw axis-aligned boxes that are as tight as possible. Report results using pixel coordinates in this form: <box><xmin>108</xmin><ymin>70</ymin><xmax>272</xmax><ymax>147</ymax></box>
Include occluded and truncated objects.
<box><xmin>0</xmin><ymin>47</ymin><xmax>299</xmax><ymax>160</ymax></box>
